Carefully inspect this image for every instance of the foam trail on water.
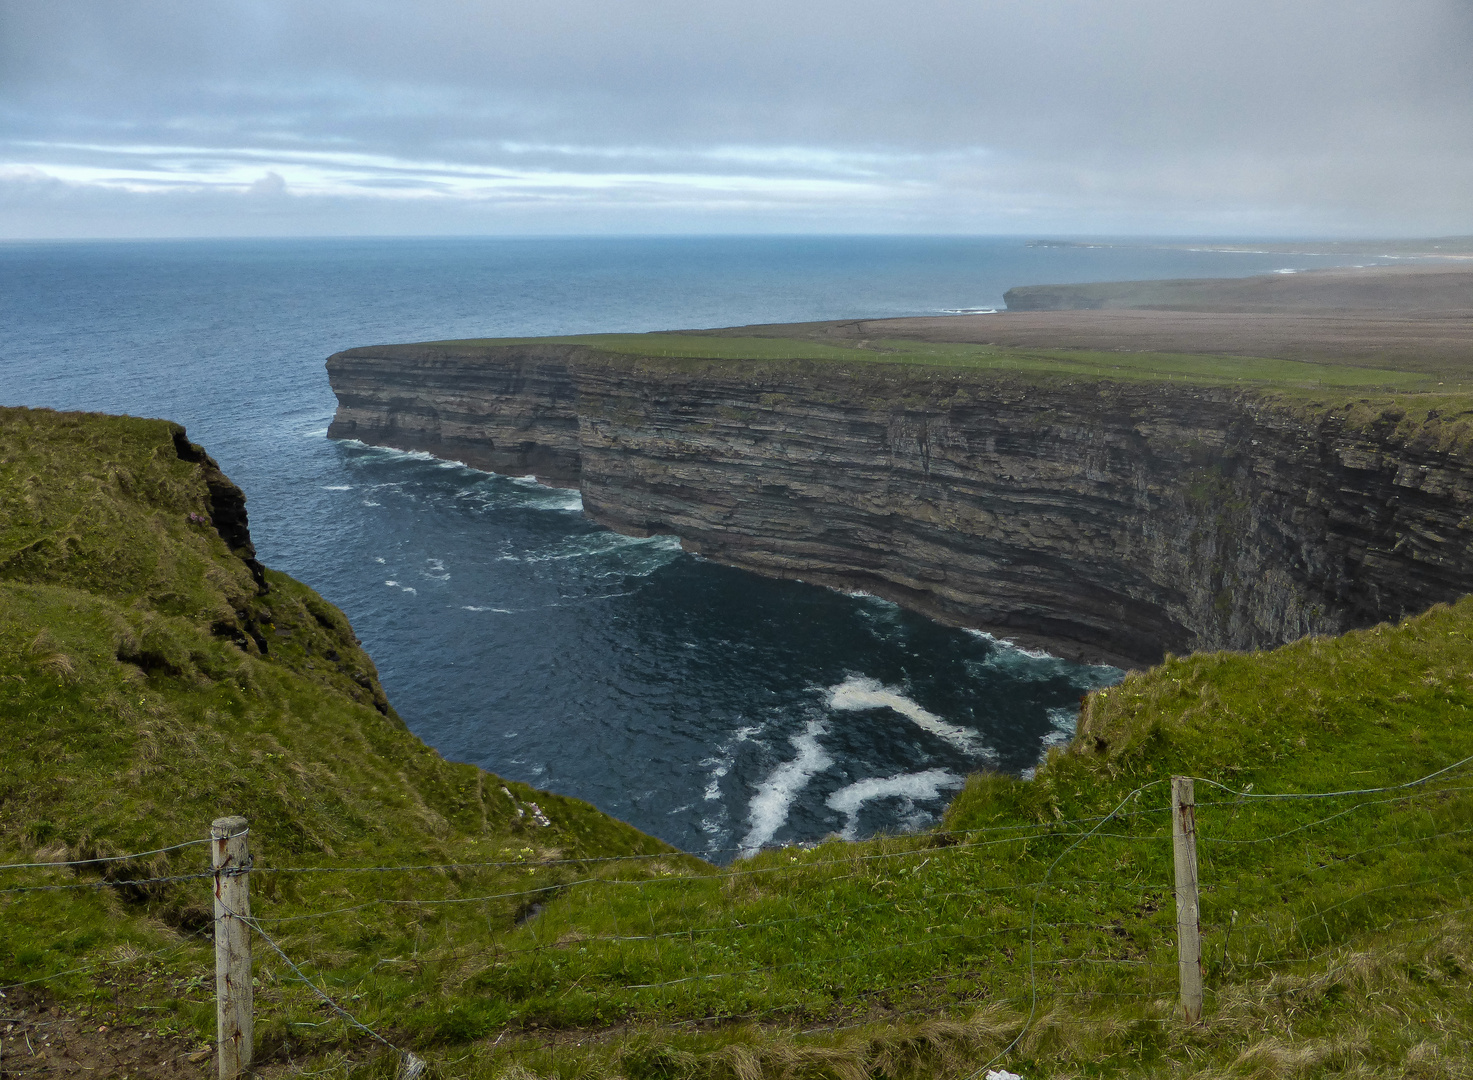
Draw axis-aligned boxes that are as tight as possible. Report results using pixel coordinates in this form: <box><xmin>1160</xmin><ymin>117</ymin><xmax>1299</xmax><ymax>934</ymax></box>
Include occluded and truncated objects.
<box><xmin>1040</xmin><ymin>704</ymin><xmax>1081</xmax><ymax>750</ymax></box>
<box><xmin>826</xmin><ymin>769</ymin><xmax>964</xmax><ymax>840</ymax></box>
<box><xmin>739</xmin><ymin>720</ymin><xmax>832</xmax><ymax>856</ymax></box>
<box><xmin>827</xmin><ymin>676</ymin><xmax>983</xmax><ymax>754</ymax></box>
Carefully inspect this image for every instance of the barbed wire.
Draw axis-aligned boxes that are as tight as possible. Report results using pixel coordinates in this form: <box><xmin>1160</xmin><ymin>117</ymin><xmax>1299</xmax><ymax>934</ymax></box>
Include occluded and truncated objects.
<box><xmin>1198</xmin><ymin>784</ymin><xmax>1473</xmax><ymax>845</ymax></box>
<box><xmin>0</xmin><ymin>870</ymin><xmax>214</xmax><ymax>896</ymax></box>
<box><xmin>239</xmin><ymin>905</ymin><xmax>425</xmax><ymax>1077</ymax></box>
<box><xmin>1190</xmin><ymin>752</ymin><xmax>1473</xmax><ymax>802</ymax></box>
<box><xmin>6</xmin><ymin>753</ymin><xmax>1471</xmax><ymax>1074</ymax></box>
<box><xmin>0</xmin><ymin>837</ymin><xmax>212</xmax><ymax>873</ymax></box>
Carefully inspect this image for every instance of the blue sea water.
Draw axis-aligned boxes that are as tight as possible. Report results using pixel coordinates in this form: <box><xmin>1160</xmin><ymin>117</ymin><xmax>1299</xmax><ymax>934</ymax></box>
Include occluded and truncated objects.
<box><xmin>0</xmin><ymin>236</ymin><xmax>1397</xmax><ymax>858</ymax></box>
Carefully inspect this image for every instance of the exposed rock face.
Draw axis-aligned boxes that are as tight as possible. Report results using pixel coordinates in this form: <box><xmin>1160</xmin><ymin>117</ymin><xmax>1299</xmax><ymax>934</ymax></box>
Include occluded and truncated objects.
<box><xmin>328</xmin><ymin>344</ymin><xmax>1473</xmax><ymax>667</ymax></box>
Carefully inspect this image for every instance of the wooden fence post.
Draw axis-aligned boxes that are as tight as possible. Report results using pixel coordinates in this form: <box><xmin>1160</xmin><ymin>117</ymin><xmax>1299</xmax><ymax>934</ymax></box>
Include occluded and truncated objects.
<box><xmin>212</xmin><ymin>816</ymin><xmax>253</xmax><ymax>1078</ymax></box>
<box><xmin>1171</xmin><ymin>777</ymin><xmax>1203</xmax><ymax>1022</ymax></box>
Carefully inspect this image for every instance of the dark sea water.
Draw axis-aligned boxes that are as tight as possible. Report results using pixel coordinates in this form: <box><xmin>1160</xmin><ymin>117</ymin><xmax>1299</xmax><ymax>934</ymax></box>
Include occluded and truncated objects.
<box><xmin>0</xmin><ymin>236</ymin><xmax>1396</xmax><ymax>858</ymax></box>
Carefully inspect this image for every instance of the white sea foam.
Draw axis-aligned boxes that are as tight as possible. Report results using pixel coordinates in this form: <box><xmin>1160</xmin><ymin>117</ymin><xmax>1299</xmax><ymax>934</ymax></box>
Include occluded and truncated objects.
<box><xmin>361</xmin><ymin>500</ymin><xmax>381</xmax><ymax>507</ymax></box>
<box><xmin>462</xmin><ymin>605</ymin><xmax>514</xmax><ymax>613</ymax></box>
<box><xmin>702</xmin><ymin>725</ymin><xmax>762</xmax><ymax>802</ymax></box>
<box><xmin>385</xmin><ymin>580</ymin><xmax>398</xmax><ymax>587</ymax></box>
<box><xmin>1040</xmin><ymin>704</ymin><xmax>1081</xmax><ymax>749</ymax></box>
<box><xmin>827</xmin><ymin>676</ymin><xmax>983</xmax><ymax>754</ymax></box>
<box><xmin>965</xmin><ymin>629</ymin><xmax>1054</xmax><ymax>660</ymax></box>
<box><xmin>963</xmin><ymin>630</ymin><xmax>1123</xmax><ymax>689</ymax></box>
<box><xmin>739</xmin><ymin>720</ymin><xmax>832</xmax><ymax>856</ymax></box>
<box><xmin>373</xmin><ymin>557</ymin><xmax>385</xmax><ymax>564</ymax></box>
<box><xmin>323</xmin><ymin>484</ymin><xmax>353</xmax><ymax>491</ymax></box>
<box><xmin>825</xmin><ymin>769</ymin><xmax>964</xmax><ymax>840</ymax></box>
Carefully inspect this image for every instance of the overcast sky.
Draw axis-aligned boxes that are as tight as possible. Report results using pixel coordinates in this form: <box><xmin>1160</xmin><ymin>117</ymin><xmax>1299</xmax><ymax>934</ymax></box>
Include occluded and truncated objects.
<box><xmin>3</xmin><ymin>0</ymin><xmax>1472</xmax><ymax>239</ymax></box>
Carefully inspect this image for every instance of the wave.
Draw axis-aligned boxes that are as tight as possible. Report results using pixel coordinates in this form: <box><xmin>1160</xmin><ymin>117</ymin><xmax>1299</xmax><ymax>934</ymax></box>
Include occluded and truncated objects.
<box><xmin>827</xmin><ymin>676</ymin><xmax>985</xmax><ymax>755</ymax></box>
<box><xmin>520</xmin><ymin>531</ymin><xmax>683</xmax><ymax>576</ymax></box>
<box><xmin>738</xmin><ymin>720</ymin><xmax>832</xmax><ymax>857</ymax></box>
<box><xmin>964</xmin><ymin>630</ymin><xmax>1123</xmax><ymax>688</ymax></box>
<box><xmin>825</xmin><ymin>769</ymin><xmax>964</xmax><ymax>840</ymax></box>
<box><xmin>1040</xmin><ymin>703</ymin><xmax>1080</xmax><ymax>749</ymax></box>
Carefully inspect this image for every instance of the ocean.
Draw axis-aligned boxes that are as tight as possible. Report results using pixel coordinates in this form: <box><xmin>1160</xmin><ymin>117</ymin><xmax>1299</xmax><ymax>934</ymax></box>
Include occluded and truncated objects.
<box><xmin>0</xmin><ymin>235</ymin><xmax>1394</xmax><ymax>858</ymax></box>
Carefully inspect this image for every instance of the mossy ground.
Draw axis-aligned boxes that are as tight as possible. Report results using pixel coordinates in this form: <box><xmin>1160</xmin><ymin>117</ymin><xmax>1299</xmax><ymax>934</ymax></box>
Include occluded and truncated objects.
<box><xmin>4</xmin><ymin>406</ymin><xmax>1473</xmax><ymax>1079</ymax></box>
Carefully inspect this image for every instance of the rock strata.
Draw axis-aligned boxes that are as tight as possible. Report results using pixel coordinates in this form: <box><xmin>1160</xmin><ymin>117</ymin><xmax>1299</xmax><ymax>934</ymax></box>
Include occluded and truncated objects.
<box><xmin>328</xmin><ymin>343</ymin><xmax>1473</xmax><ymax>667</ymax></box>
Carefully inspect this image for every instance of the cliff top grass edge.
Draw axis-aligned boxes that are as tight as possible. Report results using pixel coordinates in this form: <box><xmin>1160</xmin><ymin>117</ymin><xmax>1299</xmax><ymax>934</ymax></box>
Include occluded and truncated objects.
<box><xmin>407</xmin><ymin>332</ymin><xmax>1449</xmax><ymax>396</ymax></box>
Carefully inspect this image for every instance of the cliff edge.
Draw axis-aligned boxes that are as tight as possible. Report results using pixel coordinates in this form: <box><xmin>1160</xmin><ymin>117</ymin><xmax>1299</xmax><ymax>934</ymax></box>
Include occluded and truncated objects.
<box><xmin>327</xmin><ymin>339</ymin><xmax>1473</xmax><ymax>667</ymax></box>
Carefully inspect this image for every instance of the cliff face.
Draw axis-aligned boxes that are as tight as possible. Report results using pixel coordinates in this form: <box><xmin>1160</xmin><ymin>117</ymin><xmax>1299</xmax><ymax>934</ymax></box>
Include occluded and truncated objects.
<box><xmin>327</xmin><ymin>345</ymin><xmax>1473</xmax><ymax>666</ymax></box>
<box><xmin>327</xmin><ymin>343</ymin><xmax>584</xmax><ymax>485</ymax></box>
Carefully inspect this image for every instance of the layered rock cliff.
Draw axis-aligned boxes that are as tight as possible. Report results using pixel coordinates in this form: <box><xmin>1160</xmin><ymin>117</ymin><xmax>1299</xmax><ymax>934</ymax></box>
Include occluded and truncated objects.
<box><xmin>327</xmin><ymin>343</ymin><xmax>1473</xmax><ymax>667</ymax></box>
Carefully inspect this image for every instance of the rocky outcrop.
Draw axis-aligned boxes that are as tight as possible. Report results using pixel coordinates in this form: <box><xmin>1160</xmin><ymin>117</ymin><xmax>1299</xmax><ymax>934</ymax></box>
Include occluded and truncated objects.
<box><xmin>327</xmin><ymin>344</ymin><xmax>1473</xmax><ymax>667</ymax></box>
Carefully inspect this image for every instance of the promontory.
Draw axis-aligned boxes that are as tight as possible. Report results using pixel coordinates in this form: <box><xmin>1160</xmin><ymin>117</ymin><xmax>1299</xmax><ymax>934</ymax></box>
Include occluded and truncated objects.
<box><xmin>326</xmin><ymin>265</ymin><xmax>1473</xmax><ymax>668</ymax></box>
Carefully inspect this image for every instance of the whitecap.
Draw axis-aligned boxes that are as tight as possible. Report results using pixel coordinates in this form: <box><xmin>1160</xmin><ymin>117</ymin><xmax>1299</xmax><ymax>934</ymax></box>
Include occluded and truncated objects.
<box><xmin>963</xmin><ymin>630</ymin><xmax>1123</xmax><ymax>689</ymax></box>
<box><xmin>384</xmin><ymin>580</ymin><xmax>398</xmax><ymax>586</ymax></box>
<box><xmin>373</xmin><ymin>557</ymin><xmax>385</xmax><ymax>564</ymax></box>
<box><xmin>1274</xmin><ymin>268</ymin><xmax>1299</xmax><ymax>274</ymax></box>
<box><xmin>825</xmin><ymin>769</ymin><xmax>964</xmax><ymax>840</ymax></box>
<box><xmin>462</xmin><ymin>605</ymin><xmax>514</xmax><ymax>613</ymax></box>
<box><xmin>1040</xmin><ymin>703</ymin><xmax>1080</xmax><ymax>749</ymax></box>
<box><xmin>965</xmin><ymin>628</ymin><xmax>1054</xmax><ymax>660</ymax></box>
<box><xmin>361</xmin><ymin>500</ymin><xmax>381</xmax><ymax>507</ymax></box>
<box><xmin>738</xmin><ymin>720</ymin><xmax>832</xmax><ymax>856</ymax></box>
<box><xmin>827</xmin><ymin>676</ymin><xmax>984</xmax><ymax>755</ymax></box>
<box><xmin>322</xmin><ymin>484</ymin><xmax>353</xmax><ymax>491</ymax></box>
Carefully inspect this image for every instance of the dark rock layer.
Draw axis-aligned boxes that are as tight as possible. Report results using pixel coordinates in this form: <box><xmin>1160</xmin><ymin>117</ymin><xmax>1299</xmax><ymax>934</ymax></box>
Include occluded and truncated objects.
<box><xmin>327</xmin><ymin>344</ymin><xmax>1473</xmax><ymax>667</ymax></box>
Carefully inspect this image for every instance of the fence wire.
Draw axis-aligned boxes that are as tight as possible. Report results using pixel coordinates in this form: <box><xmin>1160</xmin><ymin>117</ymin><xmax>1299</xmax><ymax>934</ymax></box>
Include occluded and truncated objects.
<box><xmin>7</xmin><ymin>754</ymin><xmax>1473</xmax><ymax>1077</ymax></box>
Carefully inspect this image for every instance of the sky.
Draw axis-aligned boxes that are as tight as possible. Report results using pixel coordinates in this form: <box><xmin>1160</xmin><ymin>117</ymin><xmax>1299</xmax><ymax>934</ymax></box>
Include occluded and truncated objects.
<box><xmin>2</xmin><ymin>0</ymin><xmax>1472</xmax><ymax>239</ymax></box>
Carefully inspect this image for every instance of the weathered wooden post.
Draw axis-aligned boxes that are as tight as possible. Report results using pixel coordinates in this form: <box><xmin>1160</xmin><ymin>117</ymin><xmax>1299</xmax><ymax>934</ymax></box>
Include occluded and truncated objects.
<box><xmin>212</xmin><ymin>816</ymin><xmax>253</xmax><ymax>1078</ymax></box>
<box><xmin>1171</xmin><ymin>777</ymin><xmax>1203</xmax><ymax>1022</ymax></box>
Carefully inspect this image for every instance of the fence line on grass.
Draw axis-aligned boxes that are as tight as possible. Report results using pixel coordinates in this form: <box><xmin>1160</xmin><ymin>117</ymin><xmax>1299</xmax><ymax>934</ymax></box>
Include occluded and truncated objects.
<box><xmin>4</xmin><ymin>755</ymin><xmax>1472</xmax><ymax>1079</ymax></box>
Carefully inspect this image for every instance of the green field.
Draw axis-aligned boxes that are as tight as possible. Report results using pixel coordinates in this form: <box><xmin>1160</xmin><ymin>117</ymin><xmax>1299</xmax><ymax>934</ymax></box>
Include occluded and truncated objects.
<box><xmin>5</xmin><ymin>405</ymin><xmax>1473</xmax><ymax>1079</ymax></box>
<box><xmin>430</xmin><ymin>333</ymin><xmax>1447</xmax><ymax>393</ymax></box>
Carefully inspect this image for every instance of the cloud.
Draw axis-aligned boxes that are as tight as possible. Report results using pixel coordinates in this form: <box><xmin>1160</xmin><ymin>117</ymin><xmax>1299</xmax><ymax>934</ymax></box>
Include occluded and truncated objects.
<box><xmin>246</xmin><ymin>170</ymin><xmax>287</xmax><ymax>196</ymax></box>
<box><xmin>1</xmin><ymin>0</ymin><xmax>1471</xmax><ymax>237</ymax></box>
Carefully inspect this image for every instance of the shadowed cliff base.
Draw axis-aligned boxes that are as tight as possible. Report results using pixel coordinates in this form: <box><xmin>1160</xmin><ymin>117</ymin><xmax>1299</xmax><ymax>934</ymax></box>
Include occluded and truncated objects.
<box><xmin>326</xmin><ymin>265</ymin><xmax>1473</xmax><ymax>668</ymax></box>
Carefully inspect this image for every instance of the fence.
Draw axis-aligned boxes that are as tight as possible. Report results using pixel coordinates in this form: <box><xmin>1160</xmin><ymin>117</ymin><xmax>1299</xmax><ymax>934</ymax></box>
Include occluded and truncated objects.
<box><xmin>4</xmin><ymin>756</ymin><xmax>1472</xmax><ymax>1079</ymax></box>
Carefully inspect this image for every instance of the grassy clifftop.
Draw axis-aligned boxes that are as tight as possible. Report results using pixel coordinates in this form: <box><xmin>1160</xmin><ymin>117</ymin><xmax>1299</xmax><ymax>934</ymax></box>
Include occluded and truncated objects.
<box><xmin>0</xmin><ymin>407</ymin><xmax>672</xmax><ymax>1063</ymax></box>
<box><xmin>5</xmin><ymin>406</ymin><xmax>1473</xmax><ymax>1079</ymax></box>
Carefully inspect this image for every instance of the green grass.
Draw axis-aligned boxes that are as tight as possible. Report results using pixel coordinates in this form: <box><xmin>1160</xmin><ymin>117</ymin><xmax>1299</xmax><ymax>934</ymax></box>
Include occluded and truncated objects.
<box><xmin>6</xmin><ymin>405</ymin><xmax>1473</xmax><ymax>1079</ymax></box>
<box><xmin>0</xmin><ymin>406</ymin><xmax>674</xmax><ymax>1059</ymax></box>
<box><xmin>425</xmin><ymin>333</ymin><xmax>1443</xmax><ymax>394</ymax></box>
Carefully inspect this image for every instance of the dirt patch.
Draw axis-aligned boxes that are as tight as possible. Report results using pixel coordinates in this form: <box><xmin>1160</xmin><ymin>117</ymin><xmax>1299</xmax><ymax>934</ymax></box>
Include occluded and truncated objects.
<box><xmin>0</xmin><ymin>990</ymin><xmax>210</xmax><ymax>1078</ymax></box>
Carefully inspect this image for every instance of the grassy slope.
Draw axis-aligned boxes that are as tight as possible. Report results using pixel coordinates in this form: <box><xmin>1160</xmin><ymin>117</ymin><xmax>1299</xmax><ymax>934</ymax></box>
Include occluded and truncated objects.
<box><xmin>6</xmin><ymin>392</ymin><xmax>1473</xmax><ymax>1079</ymax></box>
<box><xmin>0</xmin><ymin>407</ymin><xmax>673</xmax><ymax>1064</ymax></box>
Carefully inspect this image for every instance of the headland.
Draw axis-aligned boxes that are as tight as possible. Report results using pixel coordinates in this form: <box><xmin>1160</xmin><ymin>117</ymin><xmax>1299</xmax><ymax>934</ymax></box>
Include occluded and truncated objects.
<box><xmin>326</xmin><ymin>265</ymin><xmax>1473</xmax><ymax>667</ymax></box>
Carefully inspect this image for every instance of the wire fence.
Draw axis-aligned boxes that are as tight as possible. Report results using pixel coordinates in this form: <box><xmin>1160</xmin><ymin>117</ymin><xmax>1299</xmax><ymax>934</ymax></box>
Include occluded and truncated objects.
<box><xmin>4</xmin><ymin>755</ymin><xmax>1472</xmax><ymax>1078</ymax></box>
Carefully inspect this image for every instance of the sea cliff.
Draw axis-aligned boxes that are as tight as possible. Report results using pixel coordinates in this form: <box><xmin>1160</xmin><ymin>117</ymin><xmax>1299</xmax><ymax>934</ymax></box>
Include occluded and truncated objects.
<box><xmin>327</xmin><ymin>343</ymin><xmax>1473</xmax><ymax>666</ymax></box>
